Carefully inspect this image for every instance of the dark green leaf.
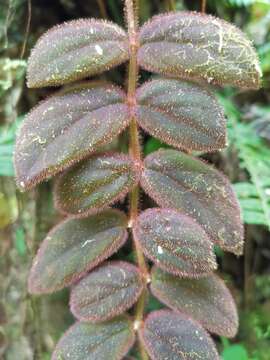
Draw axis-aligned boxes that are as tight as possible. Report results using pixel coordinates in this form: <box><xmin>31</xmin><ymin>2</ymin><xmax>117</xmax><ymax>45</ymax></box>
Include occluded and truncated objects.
<box><xmin>28</xmin><ymin>210</ymin><xmax>128</xmax><ymax>294</ymax></box>
<box><xmin>52</xmin><ymin>315</ymin><xmax>135</xmax><ymax>360</ymax></box>
<box><xmin>133</xmin><ymin>208</ymin><xmax>217</xmax><ymax>277</ymax></box>
<box><xmin>27</xmin><ymin>19</ymin><xmax>129</xmax><ymax>87</ymax></box>
<box><xmin>138</xmin><ymin>12</ymin><xmax>261</xmax><ymax>89</ymax></box>
<box><xmin>70</xmin><ymin>261</ymin><xmax>144</xmax><ymax>322</ymax></box>
<box><xmin>151</xmin><ymin>267</ymin><xmax>238</xmax><ymax>337</ymax></box>
<box><xmin>15</xmin><ymin>83</ymin><xmax>130</xmax><ymax>190</ymax></box>
<box><xmin>55</xmin><ymin>153</ymin><xmax>141</xmax><ymax>216</ymax></box>
<box><xmin>141</xmin><ymin>149</ymin><xmax>244</xmax><ymax>255</ymax></box>
<box><xmin>140</xmin><ymin>310</ymin><xmax>219</xmax><ymax>360</ymax></box>
<box><xmin>136</xmin><ymin>79</ymin><xmax>226</xmax><ymax>152</ymax></box>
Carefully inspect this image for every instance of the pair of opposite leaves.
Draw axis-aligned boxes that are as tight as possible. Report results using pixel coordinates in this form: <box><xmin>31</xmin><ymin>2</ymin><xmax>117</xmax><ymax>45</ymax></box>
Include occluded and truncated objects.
<box><xmin>15</xmin><ymin>10</ymin><xmax>261</xmax><ymax>360</ymax></box>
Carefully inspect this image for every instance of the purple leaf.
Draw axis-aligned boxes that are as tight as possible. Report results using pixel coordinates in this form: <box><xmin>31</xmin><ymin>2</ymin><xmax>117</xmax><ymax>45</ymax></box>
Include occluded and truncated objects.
<box><xmin>15</xmin><ymin>83</ymin><xmax>130</xmax><ymax>190</ymax></box>
<box><xmin>27</xmin><ymin>19</ymin><xmax>129</xmax><ymax>87</ymax></box>
<box><xmin>138</xmin><ymin>12</ymin><xmax>261</xmax><ymax>89</ymax></box>
<box><xmin>151</xmin><ymin>267</ymin><xmax>238</xmax><ymax>338</ymax></box>
<box><xmin>28</xmin><ymin>209</ymin><xmax>128</xmax><ymax>294</ymax></box>
<box><xmin>133</xmin><ymin>208</ymin><xmax>217</xmax><ymax>277</ymax></box>
<box><xmin>141</xmin><ymin>149</ymin><xmax>244</xmax><ymax>255</ymax></box>
<box><xmin>52</xmin><ymin>315</ymin><xmax>135</xmax><ymax>360</ymax></box>
<box><xmin>70</xmin><ymin>261</ymin><xmax>144</xmax><ymax>322</ymax></box>
<box><xmin>54</xmin><ymin>153</ymin><xmax>141</xmax><ymax>216</ymax></box>
<box><xmin>136</xmin><ymin>79</ymin><xmax>226</xmax><ymax>152</ymax></box>
<box><xmin>140</xmin><ymin>310</ymin><xmax>219</xmax><ymax>360</ymax></box>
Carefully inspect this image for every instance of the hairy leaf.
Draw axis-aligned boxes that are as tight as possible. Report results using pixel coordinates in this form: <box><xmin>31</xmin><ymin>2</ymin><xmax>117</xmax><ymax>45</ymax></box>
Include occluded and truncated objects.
<box><xmin>27</xmin><ymin>19</ymin><xmax>129</xmax><ymax>87</ymax></box>
<box><xmin>28</xmin><ymin>210</ymin><xmax>127</xmax><ymax>294</ymax></box>
<box><xmin>151</xmin><ymin>267</ymin><xmax>238</xmax><ymax>337</ymax></box>
<box><xmin>52</xmin><ymin>315</ymin><xmax>135</xmax><ymax>360</ymax></box>
<box><xmin>133</xmin><ymin>208</ymin><xmax>217</xmax><ymax>277</ymax></box>
<box><xmin>141</xmin><ymin>149</ymin><xmax>243</xmax><ymax>255</ymax></box>
<box><xmin>138</xmin><ymin>12</ymin><xmax>261</xmax><ymax>89</ymax></box>
<box><xmin>70</xmin><ymin>261</ymin><xmax>144</xmax><ymax>322</ymax></box>
<box><xmin>140</xmin><ymin>310</ymin><xmax>219</xmax><ymax>360</ymax></box>
<box><xmin>136</xmin><ymin>79</ymin><xmax>226</xmax><ymax>152</ymax></box>
<box><xmin>15</xmin><ymin>83</ymin><xmax>130</xmax><ymax>190</ymax></box>
<box><xmin>55</xmin><ymin>153</ymin><xmax>141</xmax><ymax>216</ymax></box>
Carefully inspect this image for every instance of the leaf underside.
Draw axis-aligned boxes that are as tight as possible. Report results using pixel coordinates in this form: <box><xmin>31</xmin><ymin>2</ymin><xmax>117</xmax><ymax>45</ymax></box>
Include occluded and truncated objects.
<box><xmin>27</xmin><ymin>19</ymin><xmax>129</xmax><ymax>87</ymax></box>
<box><xmin>141</xmin><ymin>149</ymin><xmax>244</xmax><ymax>255</ymax></box>
<box><xmin>136</xmin><ymin>78</ymin><xmax>226</xmax><ymax>152</ymax></box>
<box><xmin>140</xmin><ymin>310</ymin><xmax>219</xmax><ymax>360</ymax></box>
<box><xmin>15</xmin><ymin>83</ymin><xmax>130</xmax><ymax>190</ymax></box>
<box><xmin>138</xmin><ymin>11</ymin><xmax>261</xmax><ymax>89</ymax></box>
<box><xmin>52</xmin><ymin>315</ymin><xmax>135</xmax><ymax>360</ymax></box>
<box><xmin>54</xmin><ymin>153</ymin><xmax>141</xmax><ymax>216</ymax></box>
<box><xmin>151</xmin><ymin>267</ymin><xmax>238</xmax><ymax>337</ymax></box>
<box><xmin>133</xmin><ymin>208</ymin><xmax>217</xmax><ymax>277</ymax></box>
<box><xmin>28</xmin><ymin>209</ymin><xmax>128</xmax><ymax>294</ymax></box>
<box><xmin>70</xmin><ymin>261</ymin><xmax>144</xmax><ymax>322</ymax></box>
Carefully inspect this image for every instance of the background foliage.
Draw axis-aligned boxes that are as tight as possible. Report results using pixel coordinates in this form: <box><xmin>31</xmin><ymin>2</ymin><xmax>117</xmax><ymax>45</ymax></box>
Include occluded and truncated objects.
<box><xmin>0</xmin><ymin>0</ymin><xmax>270</xmax><ymax>359</ymax></box>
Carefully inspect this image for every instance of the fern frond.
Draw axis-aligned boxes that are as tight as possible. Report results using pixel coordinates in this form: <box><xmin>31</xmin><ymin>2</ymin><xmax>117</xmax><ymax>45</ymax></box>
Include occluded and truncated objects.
<box><xmin>220</xmin><ymin>95</ymin><xmax>270</xmax><ymax>228</ymax></box>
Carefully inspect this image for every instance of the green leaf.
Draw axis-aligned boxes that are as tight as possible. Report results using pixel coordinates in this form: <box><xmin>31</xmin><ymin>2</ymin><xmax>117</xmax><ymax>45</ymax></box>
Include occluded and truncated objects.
<box><xmin>27</xmin><ymin>19</ymin><xmax>129</xmax><ymax>87</ymax></box>
<box><xmin>0</xmin><ymin>117</ymin><xmax>23</xmax><ymax>177</ymax></box>
<box><xmin>138</xmin><ymin>12</ymin><xmax>261</xmax><ymax>89</ymax></box>
<box><xmin>52</xmin><ymin>316</ymin><xmax>135</xmax><ymax>360</ymax></box>
<box><xmin>233</xmin><ymin>182</ymin><xmax>268</xmax><ymax>225</ymax></box>
<box><xmin>28</xmin><ymin>209</ymin><xmax>128</xmax><ymax>294</ymax></box>
<box><xmin>151</xmin><ymin>267</ymin><xmax>238</xmax><ymax>337</ymax></box>
<box><xmin>221</xmin><ymin>95</ymin><xmax>270</xmax><ymax>229</ymax></box>
<box><xmin>70</xmin><ymin>261</ymin><xmax>144</xmax><ymax>322</ymax></box>
<box><xmin>133</xmin><ymin>208</ymin><xmax>217</xmax><ymax>277</ymax></box>
<box><xmin>141</xmin><ymin>149</ymin><xmax>244</xmax><ymax>255</ymax></box>
<box><xmin>15</xmin><ymin>83</ymin><xmax>130</xmax><ymax>190</ymax></box>
<box><xmin>136</xmin><ymin>79</ymin><xmax>226</xmax><ymax>152</ymax></box>
<box><xmin>140</xmin><ymin>310</ymin><xmax>219</xmax><ymax>360</ymax></box>
<box><xmin>222</xmin><ymin>344</ymin><xmax>249</xmax><ymax>360</ymax></box>
<box><xmin>55</xmin><ymin>153</ymin><xmax>141</xmax><ymax>216</ymax></box>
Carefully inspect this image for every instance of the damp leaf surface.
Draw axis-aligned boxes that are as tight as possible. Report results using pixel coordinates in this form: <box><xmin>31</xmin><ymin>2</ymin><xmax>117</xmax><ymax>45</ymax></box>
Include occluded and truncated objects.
<box><xmin>27</xmin><ymin>19</ymin><xmax>129</xmax><ymax>87</ymax></box>
<box><xmin>55</xmin><ymin>153</ymin><xmax>141</xmax><ymax>216</ymax></box>
<box><xmin>132</xmin><ymin>208</ymin><xmax>217</xmax><ymax>277</ymax></box>
<box><xmin>141</xmin><ymin>149</ymin><xmax>244</xmax><ymax>255</ymax></box>
<box><xmin>138</xmin><ymin>12</ymin><xmax>261</xmax><ymax>89</ymax></box>
<box><xmin>28</xmin><ymin>210</ymin><xmax>128</xmax><ymax>294</ymax></box>
<box><xmin>136</xmin><ymin>79</ymin><xmax>226</xmax><ymax>152</ymax></box>
<box><xmin>140</xmin><ymin>310</ymin><xmax>219</xmax><ymax>360</ymax></box>
<box><xmin>70</xmin><ymin>261</ymin><xmax>144</xmax><ymax>322</ymax></box>
<box><xmin>52</xmin><ymin>315</ymin><xmax>135</xmax><ymax>360</ymax></box>
<box><xmin>151</xmin><ymin>267</ymin><xmax>238</xmax><ymax>338</ymax></box>
<box><xmin>15</xmin><ymin>83</ymin><xmax>130</xmax><ymax>190</ymax></box>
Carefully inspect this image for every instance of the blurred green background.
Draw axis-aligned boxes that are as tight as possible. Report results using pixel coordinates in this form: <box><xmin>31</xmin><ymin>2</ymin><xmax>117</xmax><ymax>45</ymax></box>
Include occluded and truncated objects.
<box><xmin>1</xmin><ymin>0</ymin><xmax>270</xmax><ymax>359</ymax></box>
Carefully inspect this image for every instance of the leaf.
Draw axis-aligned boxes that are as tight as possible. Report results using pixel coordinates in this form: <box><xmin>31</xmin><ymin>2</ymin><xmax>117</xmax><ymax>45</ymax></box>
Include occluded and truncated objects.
<box><xmin>0</xmin><ymin>117</ymin><xmax>23</xmax><ymax>177</ymax></box>
<box><xmin>151</xmin><ymin>267</ymin><xmax>238</xmax><ymax>337</ymax></box>
<box><xmin>138</xmin><ymin>12</ymin><xmax>261</xmax><ymax>89</ymax></box>
<box><xmin>222</xmin><ymin>344</ymin><xmax>249</xmax><ymax>360</ymax></box>
<box><xmin>133</xmin><ymin>208</ymin><xmax>217</xmax><ymax>277</ymax></box>
<box><xmin>140</xmin><ymin>310</ymin><xmax>219</xmax><ymax>360</ymax></box>
<box><xmin>222</xmin><ymin>95</ymin><xmax>270</xmax><ymax>229</ymax></box>
<box><xmin>27</xmin><ymin>19</ymin><xmax>129</xmax><ymax>87</ymax></box>
<box><xmin>28</xmin><ymin>209</ymin><xmax>128</xmax><ymax>294</ymax></box>
<box><xmin>55</xmin><ymin>153</ymin><xmax>141</xmax><ymax>216</ymax></box>
<box><xmin>70</xmin><ymin>261</ymin><xmax>144</xmax><ymax>322</ymax></box>
<box><xmin>15</xmin><ymin>83</ymin><xmax>130</xmax><ymax>190</ymax></box>
<box><xmin>52</xmin><ymin>315</ymin><xmax>135</xmax><ymax>360</ymax></box>
<box><xmin>233</xmin><ymin>182</ymin><xmax>268</xmax><ymax>225</ymax></box>
<box><xmin>141</xmin><ymin>149</ymin><xmax>244</xmax><ymax>255</ymax></box>
<box><xmin>136</xmin><ymin>79</ymin><xmax>226</xmax><ymax>152</ymax></box>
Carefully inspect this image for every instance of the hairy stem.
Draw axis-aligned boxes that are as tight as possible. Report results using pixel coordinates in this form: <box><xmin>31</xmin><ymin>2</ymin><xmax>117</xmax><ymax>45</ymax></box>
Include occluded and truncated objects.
<box><xmin>125</xmin><ymin>1</ymin><xmax>149</xmax><ymax>358</ymax></box>
<box><xmin>97</xmin><ymin>0</ymin><xmax>108</xmax><ymax>18</ymax></box>
<box><xmin>201</xmin><ymin>0</ymin><xmax>207</xmax><ymax>13</ymax></box>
